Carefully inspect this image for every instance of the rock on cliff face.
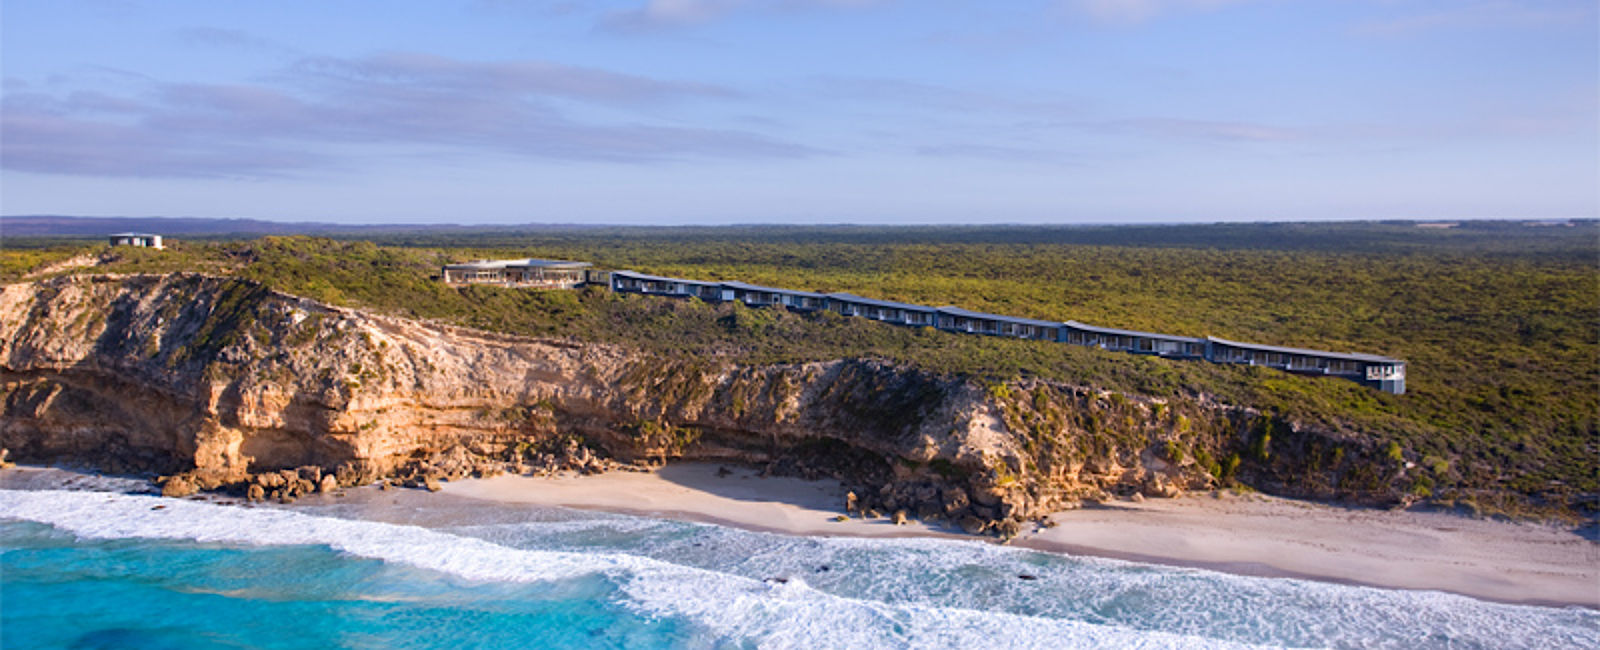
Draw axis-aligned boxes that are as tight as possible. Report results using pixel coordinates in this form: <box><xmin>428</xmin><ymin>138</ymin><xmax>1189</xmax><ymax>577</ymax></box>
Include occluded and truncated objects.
<box><xmin>1</xmin><ymin>274</ymin><xmax>1402</xmax><ymax>532</ymax></box>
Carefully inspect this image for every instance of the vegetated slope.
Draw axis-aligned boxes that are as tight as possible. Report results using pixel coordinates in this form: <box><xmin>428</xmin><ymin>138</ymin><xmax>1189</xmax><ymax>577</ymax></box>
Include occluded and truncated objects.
<box><xmin>4</xmin><ymin>273</ymin><xmax>1405</xmax><ymax>537</ymax></box>
<box><xmin>5</xmin><ymin>223</ymin><xmax>1596</xmax><ymax>517</ymax></box>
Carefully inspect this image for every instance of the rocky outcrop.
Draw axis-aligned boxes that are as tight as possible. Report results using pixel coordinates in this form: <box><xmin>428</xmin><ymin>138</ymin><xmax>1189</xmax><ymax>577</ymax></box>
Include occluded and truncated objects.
<box><xmin>1</xmin><ymin>274</ymin><xmax>1412</xmax><ymax>533</ymax></box>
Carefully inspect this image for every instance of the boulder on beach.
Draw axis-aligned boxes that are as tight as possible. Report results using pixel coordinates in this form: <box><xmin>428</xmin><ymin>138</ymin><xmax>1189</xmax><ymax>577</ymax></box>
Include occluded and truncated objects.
<box><xmin>957</xmin><ymin>515</ymin><xmax>988</xmax><ymax>535</ymax></box>
<box><xmin>942</xmin><ymin>486</ymin><xmax>970</xmax><ymax>515</ymax></box>
<box><xmin>159</xmin><ymin>475</ymin><xmax>197</xmax><ymax>498</ymax></box>
<box><xmin>891</xmin><ymin>509</ymin><xmax>908</xmax><ymax>525</ymax></box>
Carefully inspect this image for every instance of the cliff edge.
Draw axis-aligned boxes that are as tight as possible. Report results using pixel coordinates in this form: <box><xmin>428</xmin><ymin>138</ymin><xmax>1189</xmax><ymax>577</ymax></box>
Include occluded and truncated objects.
<box><xmin>1</xmin><ymin>274</ymin><xmax>1410</xmax><ymax>535</ymax></box>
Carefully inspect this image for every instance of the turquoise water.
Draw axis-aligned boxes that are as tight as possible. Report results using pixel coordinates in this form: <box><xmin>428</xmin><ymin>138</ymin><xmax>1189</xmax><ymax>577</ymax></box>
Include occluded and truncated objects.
<box><xmin>3</xmin><ymin>489</ymin><xmax>1597</xmax><ymax>649</ymax></box>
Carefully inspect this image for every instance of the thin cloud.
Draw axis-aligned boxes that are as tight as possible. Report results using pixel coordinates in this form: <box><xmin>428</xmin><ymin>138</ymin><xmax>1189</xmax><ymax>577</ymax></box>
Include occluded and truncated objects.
<box><xmin>290</xmin><ymin>52</ymin><xmax>738</xmax><ymax>104</ymax></box>
<box><xmin>1101</xmin><ymin>117</ymin><xmax>1300</xmax><ymax>141</ymax></box>
<box><xmin>1</xmin><ymin>110</ymin><xmax>325</xmax><ymax>177</ymax></box>
<box><xmin>601</xmin><ymin>0</ymin><xmax>891</xmax><ymax>31</ymax></box>
<box><xmin>603</xmin><ymin>0</ymin><xmax>749</xmax><ymax>31</ymax></box>
<box><xmin>915</xmin><ymin>143</ymin><xmax>1077</xmax><ymax>164</ymax></box>
<box><xmin>808</xmin><ymin>76</ymin><xmax>1084</xmax><ymax>118</ymax></box>
<box><xmin>1064</xmin><ymin>0</ymin><xmax>1256</xmax><ymax>25</ymax></box>
<box><xmin>0</xmin><ymin>52</ymin><xmax>814</xmax><ymax>178</ymax></box>
<box><xmin>174</xmin><ymin>26</ymin><xmax>292</xmax><ymax>53</ymax></box>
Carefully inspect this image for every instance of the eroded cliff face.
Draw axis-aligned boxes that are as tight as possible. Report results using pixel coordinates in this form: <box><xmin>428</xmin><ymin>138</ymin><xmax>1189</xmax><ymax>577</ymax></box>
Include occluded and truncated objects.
<box><xmin>1</xmin><ymin>274</ymin><xmax>1406</xmax><ymax>535</ymax></box>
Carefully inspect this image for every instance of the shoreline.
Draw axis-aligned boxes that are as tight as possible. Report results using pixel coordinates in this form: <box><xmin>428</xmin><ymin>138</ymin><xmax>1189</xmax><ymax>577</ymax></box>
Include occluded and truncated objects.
<box><xmin>438</xmin><ymin>463</ymin><xmax>1600</xmax><ymax>609</ymax></box>
<box><xmin>4</xmin><ymin>463</ymin><xmax>1596</xmax><ymax>608</ymax></box>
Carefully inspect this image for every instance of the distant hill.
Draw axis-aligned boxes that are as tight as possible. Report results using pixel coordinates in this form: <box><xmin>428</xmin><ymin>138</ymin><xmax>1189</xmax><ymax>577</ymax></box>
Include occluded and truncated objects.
<box><xmin>0</xmin><ymin>216</ymin><xmax>601</xmax><ymax>238</ymax></box>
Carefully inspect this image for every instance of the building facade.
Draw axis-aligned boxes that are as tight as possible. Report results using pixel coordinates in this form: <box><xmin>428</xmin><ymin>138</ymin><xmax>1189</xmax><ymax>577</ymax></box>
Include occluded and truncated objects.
<box><xmin>109</xmin><ymin>233</ymin><xmax>164</xmax><ymax>249</ymax></box>
<box><xmin>440</xmin><ymin>258</ymin><xmax>592</xmax><ymax>289</ymax></box>
<box><xmin>603</xmin><ymin>268</ymin><xmax>1409</xmax><ymax>394</ymax></box>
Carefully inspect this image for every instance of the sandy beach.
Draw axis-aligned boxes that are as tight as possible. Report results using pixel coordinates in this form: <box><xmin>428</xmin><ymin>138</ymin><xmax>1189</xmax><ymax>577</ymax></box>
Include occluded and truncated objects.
<box><xmin>3</xmin><ymin>462</ymin><xmax>1594</xmax><ymax>608</ymax></box>
<box><xmin>441</xmin><ymin>463</ymin><xmax>1600</xmax><ymax>608</ymax></box>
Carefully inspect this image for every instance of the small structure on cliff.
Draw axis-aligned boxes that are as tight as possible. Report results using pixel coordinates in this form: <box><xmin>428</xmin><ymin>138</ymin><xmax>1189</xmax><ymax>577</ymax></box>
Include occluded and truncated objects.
<box><xmin>440</xmin><ymin>258</ymin><xmax>593</xmax><ymax>289</ymax></box>
<box><xmin>108</xmin><ymin>232</ymin><xmax>164</xmax><ymax>249</ymax></box>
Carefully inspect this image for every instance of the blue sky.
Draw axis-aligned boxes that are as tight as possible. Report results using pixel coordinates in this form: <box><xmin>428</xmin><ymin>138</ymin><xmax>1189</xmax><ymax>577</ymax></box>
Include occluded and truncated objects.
<box><xmin>2</xmin><ymin>0</ymin><xmax>1594</xmax><ymax>224</ymax></box>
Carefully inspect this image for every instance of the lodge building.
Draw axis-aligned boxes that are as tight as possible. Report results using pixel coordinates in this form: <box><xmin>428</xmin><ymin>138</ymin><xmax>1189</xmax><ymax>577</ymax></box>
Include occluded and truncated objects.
<box><xmin>109</xmin><ymin>232</ymin><xmax>165</xmax><ymax>249</ymax></box>
<box><xmin>440</xmin><ymin>258</ymin><xmax>593</xmax><ymax>289</ymax></box>
<box><xmin>447</xmin><ymin>263</ymin><xmax>1407</xmax><ymax>394</ymax></box>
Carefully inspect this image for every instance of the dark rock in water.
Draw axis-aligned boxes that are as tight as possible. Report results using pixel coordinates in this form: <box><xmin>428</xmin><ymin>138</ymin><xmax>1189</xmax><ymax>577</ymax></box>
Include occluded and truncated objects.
<box><xmin>1017</xmin><ymin>574</ymin><xmax>1037</xmax><ymax>581</ymax></box>
<box><xmin>816</xmin><ymin>565</ymin><xmax>831</xmax><ymax>573</ymax></box>
<box><xmin>764</xmin><ymin>577</ymin><xmax>789</xmax><ymax>585</ymax></box>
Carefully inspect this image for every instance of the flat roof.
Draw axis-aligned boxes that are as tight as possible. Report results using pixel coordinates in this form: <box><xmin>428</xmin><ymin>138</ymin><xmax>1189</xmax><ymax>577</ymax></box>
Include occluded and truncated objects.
<box><xmin>721</xmin><ymin>281</ymin><xmax>826</xmax><ymax>298</ymax></box>
<box><xmin>825</xmin><ymin>292</ymin><xmax>936</xmax><ymax>311</ymax></box>
<box><xmin>1206</xmin><ymin>336</ymin><xmax>1403</xmax><ymax>364</ymax></box>
<box><xmin>514</xmin><ymin>258</ymin><xmax>590</xmax><ymax>269</ymax></box>
<box><xmin>611</xmin><ymin>270</ymin><xmax>718</xmax><ymax>286</ymax></box>
<box><xmin>444</xmin><ymin>258</ymin><xmax>590</xmax><ymax>270</ymax></box>
<box><xmin>936</xmin><ymin>306</ymin><xmax>1063</xmax><ymax>329</ymax></box>
<box><xmin>109</xmin><ymin>232</ymin><xmax>160</xmax><ymax>237</ymax></box>
<box><xmin>1064</xmin><ymin>321</ymin><xmax>1206</xmax><ymax>344</ymax></box>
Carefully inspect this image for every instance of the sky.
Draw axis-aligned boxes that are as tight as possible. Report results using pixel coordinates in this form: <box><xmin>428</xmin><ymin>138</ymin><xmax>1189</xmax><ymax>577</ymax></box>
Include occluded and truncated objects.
<box><xmin>1</xmin><ymin>0</ymin><xmax>1595</xmax><ymax>225</ymax></box>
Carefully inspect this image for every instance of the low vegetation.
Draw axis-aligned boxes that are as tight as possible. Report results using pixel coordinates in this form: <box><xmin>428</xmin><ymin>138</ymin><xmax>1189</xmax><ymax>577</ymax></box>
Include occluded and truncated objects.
<box><xmin>4</xmin><ymin>221</ymin><xmax>1595</xmax><ymax>514</ymax></box>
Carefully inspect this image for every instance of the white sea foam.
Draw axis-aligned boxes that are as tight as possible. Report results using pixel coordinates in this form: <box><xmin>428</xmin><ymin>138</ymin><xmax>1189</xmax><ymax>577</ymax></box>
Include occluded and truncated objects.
<box><xmin>455</xmin><ymin>507</ymin><xmax>1600</xmax><ymax>649</ymax></box>
<box><xmin>1</xmin><ymin>489</ymin><xmax>1263</xmax><ymax>648</ymax></box>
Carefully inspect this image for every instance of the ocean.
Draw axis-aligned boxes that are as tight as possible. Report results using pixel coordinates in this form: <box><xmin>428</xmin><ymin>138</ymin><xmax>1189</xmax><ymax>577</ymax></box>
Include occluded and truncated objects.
<box><xmin>2</xmin><ymin>485</ymin><xmax>1596</xmax><ymax>649</ymax></box>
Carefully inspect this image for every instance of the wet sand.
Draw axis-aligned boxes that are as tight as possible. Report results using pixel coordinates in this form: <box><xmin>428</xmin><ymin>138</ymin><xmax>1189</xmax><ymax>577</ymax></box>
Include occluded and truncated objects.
<box><xmin>440</xmin><ymin>463</ymin><xmax>1600</xmax><ymax>608</ymax></box>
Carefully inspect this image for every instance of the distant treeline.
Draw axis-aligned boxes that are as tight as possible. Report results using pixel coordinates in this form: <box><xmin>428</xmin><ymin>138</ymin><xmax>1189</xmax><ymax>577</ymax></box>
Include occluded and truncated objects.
<box><xmin>5</xmin><ymin>217</ymin><xmax>1596</xmax><ymax>259</ymax></box>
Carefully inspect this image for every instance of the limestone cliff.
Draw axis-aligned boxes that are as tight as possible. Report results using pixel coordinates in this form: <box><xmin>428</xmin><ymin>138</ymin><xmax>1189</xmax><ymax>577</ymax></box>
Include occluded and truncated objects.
<box><xmin>1</xmin><ymin>274</ymin><xmax>1408</xmax><ymax>535</ymax></box>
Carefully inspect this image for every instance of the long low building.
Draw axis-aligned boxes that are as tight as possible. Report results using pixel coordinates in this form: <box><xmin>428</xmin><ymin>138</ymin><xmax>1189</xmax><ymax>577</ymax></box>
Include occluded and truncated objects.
<box><xmin>1064</xmin><ymin>321</ymin><xmax>1207</xmax><ymax>359</ymax></box>
<box><xmin>441</xmin><ymin>258</ymin><xmax>592</xmax><ymax>289</ymax></box>
<box><xmin>1205</xmin><ymin>336</ymin><xmax>1406</xmax><ymax>393</ymax></box>
<box><xmin>827</xmin><ymin>293</ymin><xmax>937</xmax><ymax>326</ymax></box>
<box><xmin>606</xmin><ymin>269</ymin><xmax>1407</xmax><ymax>394</ymax></box>
<box><xmin>936</xmin><ymin>307</ymin><xmax>1063</xmax><ymax>341</ymax></box>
